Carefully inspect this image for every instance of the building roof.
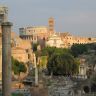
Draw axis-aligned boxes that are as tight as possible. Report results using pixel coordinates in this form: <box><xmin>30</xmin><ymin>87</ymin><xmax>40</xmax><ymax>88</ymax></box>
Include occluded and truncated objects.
<box><xmin>48</xmin><ymin>33</ymin><xmax>61</xmax><ymax>40</ymax></box>
<box><xmin>56</xmin><ymin>32</ymin><xmax>72</xmax><ymax>37</ymax></box>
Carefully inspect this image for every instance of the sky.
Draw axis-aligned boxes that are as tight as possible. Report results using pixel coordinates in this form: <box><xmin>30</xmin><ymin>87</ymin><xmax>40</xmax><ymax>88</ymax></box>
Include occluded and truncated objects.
<box><xmin>0</xmin><ymin>0</ymin><xmax>96</xmax><ymax>37</ymax></box>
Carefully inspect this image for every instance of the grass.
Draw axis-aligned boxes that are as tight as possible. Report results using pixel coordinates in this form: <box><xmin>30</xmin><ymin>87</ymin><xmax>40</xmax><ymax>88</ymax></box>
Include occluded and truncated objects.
<box><xmin>12</xmin><ymin>93</ymin><xmax>24</xmax><ymax>96</ymax></box>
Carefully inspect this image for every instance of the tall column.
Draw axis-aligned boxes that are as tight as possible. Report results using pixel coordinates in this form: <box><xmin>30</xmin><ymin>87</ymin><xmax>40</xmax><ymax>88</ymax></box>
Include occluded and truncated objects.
<box><xmin>33</xmin><ymin>53</ymin><xmax>38</xmax><ymax>86</ymax></box>
<box><xmin>2</xmin><ymin>22</ymin><xmax>13</xmax><ymax>96</ymax></box>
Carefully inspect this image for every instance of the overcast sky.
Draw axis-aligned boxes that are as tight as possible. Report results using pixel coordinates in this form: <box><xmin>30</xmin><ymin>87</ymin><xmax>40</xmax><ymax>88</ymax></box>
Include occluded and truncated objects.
<box><xmin>0</xmin><ymin>0</ymin><xmax>96</xmax><ymax>37</ymax></box>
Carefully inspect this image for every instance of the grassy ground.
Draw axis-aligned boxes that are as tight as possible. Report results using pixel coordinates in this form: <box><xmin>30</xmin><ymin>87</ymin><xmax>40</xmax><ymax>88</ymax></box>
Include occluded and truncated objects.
<box><xmin>12</xmin><ymin>93</ymin><xmax>24</xmax><ymax>96</ymax></box>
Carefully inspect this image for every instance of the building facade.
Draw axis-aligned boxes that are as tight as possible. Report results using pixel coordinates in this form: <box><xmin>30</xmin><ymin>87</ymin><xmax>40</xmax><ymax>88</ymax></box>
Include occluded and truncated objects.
<box><xmin>46</xmin><ymin>33</ymin><xmax>64</xmax><ymax>48</ymax></box>
<box><xmin>19</xmin><ymin>26</ymin><xmax>49</xmax><ymax>43</ymax></box>
<box><xmin>12</xmin><ymin>47</ymin><xmax>29</xmax><ymax>63</ymax></box>
<box><xmin>57</xmin><ymin>32</ymin><xmax>96</xmax><ymax>48</ymax></box>
<box><xmin>19</xmin><ymin>17</ymin><xmax>96</xmax><ymax>49</ymax></box>
<box><xmin>19</xmin><ymin>17</ymin><xmax>55</xmax><ymax>44</ymax></box>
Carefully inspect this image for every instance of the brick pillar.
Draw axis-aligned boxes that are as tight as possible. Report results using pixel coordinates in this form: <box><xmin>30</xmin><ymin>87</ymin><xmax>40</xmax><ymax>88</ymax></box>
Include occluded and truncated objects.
<box><xmin>2</xmin><ymin>22</ymin><xmax>13</xmax><ymax>96</ymax></box>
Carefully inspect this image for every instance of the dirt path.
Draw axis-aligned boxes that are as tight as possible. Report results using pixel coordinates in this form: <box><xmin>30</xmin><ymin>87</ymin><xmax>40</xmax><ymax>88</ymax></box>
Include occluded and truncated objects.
<box><xmin>30</xmin><ymin>86</ymin><xmax>48</xmax><ymax>96</ymax></box>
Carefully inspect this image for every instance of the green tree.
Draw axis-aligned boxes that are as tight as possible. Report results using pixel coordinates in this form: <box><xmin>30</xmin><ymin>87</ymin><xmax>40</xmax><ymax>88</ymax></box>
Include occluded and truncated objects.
<box><xmin>41</xmin><ymin>47</ymin><xmax>71</xmax><ymax>57</ymax></box>
<box><xmin>47</xmin><ymin>52</ymin><xmax>79</xmax><ymax>76</ymax></box>
<box><xmin>41</xmin><ymin>47</ymin><xmax>56</xmax><ymax>56</ymax></box>
<box><xmin>32</xmin><ymin>43</ymin><xmax>38</xmax><ymax>52</ymax></box>
<box><xmin>86</xmin><ymin>43</ymin><xmax>96</xmax><ymax>51</ymax></box>
<box><xmin>71</xmin><ymin>44</ymin><xmax>88</xmax><ymax>57</ymax></box>
<box><xmin>12</xmin><ymin>57</ymin><xmax>27</xmax><ymax>75</ymax></box>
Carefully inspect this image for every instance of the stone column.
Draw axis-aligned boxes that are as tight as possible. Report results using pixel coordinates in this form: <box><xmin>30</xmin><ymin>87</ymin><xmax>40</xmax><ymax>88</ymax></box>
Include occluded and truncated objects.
<box><xmin>2</xmin><ymin>22</ymin><xmax>13</xmax><ymax>96</ymax></box>
<box><xmin>33</xmin><ymin>53</ymin><xmax>38</xmax><ymax>86</ymax></box>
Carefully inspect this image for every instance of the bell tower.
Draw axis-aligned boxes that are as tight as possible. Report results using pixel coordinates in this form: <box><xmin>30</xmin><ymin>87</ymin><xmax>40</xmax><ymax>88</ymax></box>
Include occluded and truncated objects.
<box><xmin>48</xmin><ymin>17</ymin><xmax>54</xmax><ymax>35</ymax></box>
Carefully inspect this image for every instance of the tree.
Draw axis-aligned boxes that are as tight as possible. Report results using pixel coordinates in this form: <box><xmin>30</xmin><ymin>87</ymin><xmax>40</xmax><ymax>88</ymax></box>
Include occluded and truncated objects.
<box><xmin>12</xmin><ymin>57</ymin><xmax>27</xmax><ymax>75</ymax></box>
<box><xmin>32</xmin><ymin>43</ymin><xmax>38</xmax><ymax>52</ymax></box>
<box><xmin>41</xmin><ymin>47</ymin><xmax>79</xmax><ymax>76</ymax></box>
<box><xmin>71</xmin><ymin>44</ymin><xmax>88</xmax><ymax>57</ymax></box>
<box><xmin>86</xmin><ymin>43</ymin><xmax>96</xmax><ymax>51</ymax></box>
<box><xmin>47</xmin><ymin>52</ymin><xmax>79</xmax><ymax>76</ymax></box>
<box><xmin>41</xmin><ymin>47</ymin><xmax>71</xmax><ymax>57</ymax></box>
<box><xmin>41</xmin><ymin>47</ymin><xmax>56</xmax><ymax>56</ymax></box>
